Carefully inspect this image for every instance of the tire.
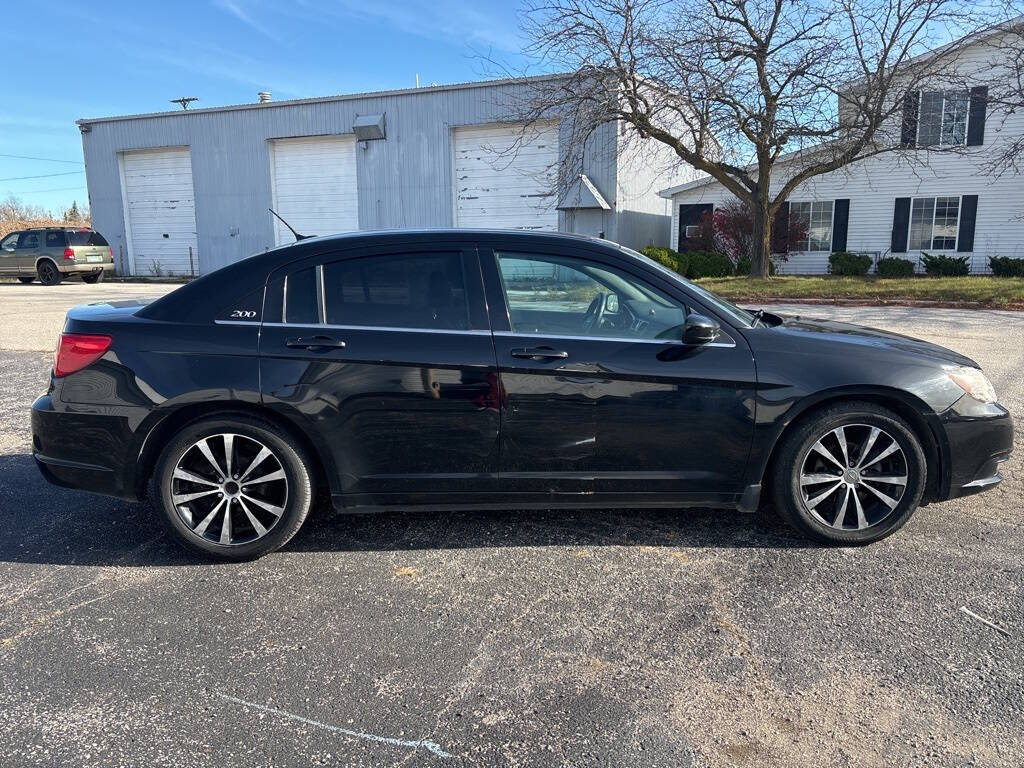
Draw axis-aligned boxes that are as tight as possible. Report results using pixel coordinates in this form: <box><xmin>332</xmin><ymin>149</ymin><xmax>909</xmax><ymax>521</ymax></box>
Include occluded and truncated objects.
<box><xmin>771</xmin><ymin>401</ymin><xmax>926</xmax><ymax>545</ymax></box>
<box><xmin>37</xmin><ymin>260</ymin><xmax>62</xmax><ymax>286</ymax></box>
<box><xmin>82</xmin><ymin>272</ymin><xmax>104</xmax><ymax>284</ymax></box>
<box><xmin>17</xmin><ymin>276</ymin><xmax>34</xmax><ymax>284</ymax></box>
<box><xmin>153</xmin><ymin>415</ymin><xmax>314</xmax><ymax>560</ymax></box>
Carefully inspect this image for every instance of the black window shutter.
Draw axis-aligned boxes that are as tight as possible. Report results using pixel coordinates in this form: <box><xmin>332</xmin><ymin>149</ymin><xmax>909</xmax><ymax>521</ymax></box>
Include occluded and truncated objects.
<box><xmin>900</xmin><ymin>91</ymin><xmax>919</xmax><ymax>148</ymax></box>
<box><xmin>772</xmin><ymin>202</ymin><xmax>790</xmax><ymax>254</ymax></box>
<box><xmin>831</xmin><ymin>199</ymin><xmax>850</xmax><ymax>252</ymax></box>
<box><xmin>957</xmin><ymin>195</ymin><xmax>978</xmax><ymax>252</ymax></box>
<box><xmin>966</xmin><ymin>86</ymin><xmax>988</xmax><ymax>146</ymax></box>
<box><xmin>891</xmin><ymin>198</ymin><xmax>911</xmax><ymax>253</ymax></box>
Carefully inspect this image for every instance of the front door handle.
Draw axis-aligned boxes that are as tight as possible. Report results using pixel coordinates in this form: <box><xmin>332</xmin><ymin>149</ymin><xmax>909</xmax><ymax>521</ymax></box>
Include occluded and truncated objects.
<box><xmin>286</xmin><ymin>335</ymin><xmax>346</xmax><ymax>350</ymax></box>
<box><xmin>510</xmin><ymin>346</ymin><xmax>568</xmax><ymax>361</ymax></box>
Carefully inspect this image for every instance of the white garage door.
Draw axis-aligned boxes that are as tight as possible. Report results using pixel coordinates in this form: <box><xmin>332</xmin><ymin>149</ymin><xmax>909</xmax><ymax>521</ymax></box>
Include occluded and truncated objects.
<box><xmin>120</xmin><ymin>147</ymin><xmax>198</xmax><ymax>277</ymax></box>
<box><xmin>270</xmin><ymin>136</ymin><xmax>359</xmax><ymax>245</ymax></box>
<box><xmin>453</xmin><ymin>121</ymin><xmax>559</xmax><ymax>230</ymax></box>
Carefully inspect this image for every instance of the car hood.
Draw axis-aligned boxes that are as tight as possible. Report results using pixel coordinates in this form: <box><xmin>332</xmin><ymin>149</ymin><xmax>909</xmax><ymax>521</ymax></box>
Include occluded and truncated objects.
<box><xmin>773</xmin><ymin>315</ymin><xmax>979</xmax><ymax>368</ymax></box>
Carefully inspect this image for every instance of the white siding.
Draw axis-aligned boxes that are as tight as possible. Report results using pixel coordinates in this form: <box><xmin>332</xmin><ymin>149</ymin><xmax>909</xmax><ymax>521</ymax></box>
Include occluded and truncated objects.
<box><xmin>270</xmin><ymin>136</ymin><xmax>359</xmax><ymax>245</ymax></box>
<box><xmin>119</xmin><ymin>147</ymin><xmax>198</xmax><ymax>277</ymax></box>
<box><xmin>453</xmin><ymin>121</ymin><xmax>559</xmax><ymax>230</ymax></box>
<box><xmin>666</xmin><ymin>33</ymin><xmax>1024</xmax><ymax>274</ymax></box>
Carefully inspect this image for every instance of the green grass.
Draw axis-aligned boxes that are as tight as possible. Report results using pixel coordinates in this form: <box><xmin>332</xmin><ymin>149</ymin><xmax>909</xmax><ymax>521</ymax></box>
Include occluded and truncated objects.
<box><xmin>694</xmin><ymin>276</ymin><xmax>1024</xmax><ymax>309</ymax></box>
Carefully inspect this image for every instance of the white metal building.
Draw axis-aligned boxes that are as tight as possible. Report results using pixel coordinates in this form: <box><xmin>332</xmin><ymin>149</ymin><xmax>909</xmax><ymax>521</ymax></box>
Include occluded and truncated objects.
<box><xmin>78</xmin><ymin>76</ymin><xmax>694</xmax><ymax>276</ymax></box>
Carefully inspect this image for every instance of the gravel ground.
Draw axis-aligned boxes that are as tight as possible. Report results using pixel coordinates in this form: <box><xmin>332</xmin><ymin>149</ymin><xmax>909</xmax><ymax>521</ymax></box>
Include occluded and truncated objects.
<box><xmin>0</xmin><ymin>284</ymin><xmax>1020</xmax><ymax>767</ymax></box>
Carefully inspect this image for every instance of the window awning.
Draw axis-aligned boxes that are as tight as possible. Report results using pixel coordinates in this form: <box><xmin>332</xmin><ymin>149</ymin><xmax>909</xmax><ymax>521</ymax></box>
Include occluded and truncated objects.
<box><xmin>558</xmin><ymin>173</ymin><xmax>611</xmax><ymax>210</ymax></box>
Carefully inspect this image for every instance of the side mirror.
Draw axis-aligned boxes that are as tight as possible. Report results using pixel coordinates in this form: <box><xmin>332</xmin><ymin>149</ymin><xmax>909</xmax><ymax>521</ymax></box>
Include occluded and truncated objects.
<box><xmin>604</xmin><ymin>293</ymin><xmax>619</xmax><ymax>313</ymax></box>
<box><xmin>683</xmin><ymin>313</ymin><xmax>720</xmax><ymax>345</ymax></box>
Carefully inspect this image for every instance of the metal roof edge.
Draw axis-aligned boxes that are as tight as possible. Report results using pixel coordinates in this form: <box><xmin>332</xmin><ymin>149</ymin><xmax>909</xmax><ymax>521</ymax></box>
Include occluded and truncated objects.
<box><xmin>76</xmin><ymin>73</ymin><xmax>569</xmax><ymax>126</ymax></box>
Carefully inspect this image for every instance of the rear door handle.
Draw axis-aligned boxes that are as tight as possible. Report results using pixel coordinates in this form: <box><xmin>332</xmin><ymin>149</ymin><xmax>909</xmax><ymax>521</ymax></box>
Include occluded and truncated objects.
<box><xmin>510</xmin><ymin>346</ymin><xmax>568</xmax><ymax>361</ymax></box>
<box><xmin>286</xmin><ymin>335</ymin><xmax>346</xmax><ymax>350</ymax></box>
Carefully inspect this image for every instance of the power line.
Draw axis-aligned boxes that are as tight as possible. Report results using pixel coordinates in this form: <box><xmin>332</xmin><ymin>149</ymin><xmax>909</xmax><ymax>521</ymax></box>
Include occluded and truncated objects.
<box><xmin>7</xmin><ymin>185</ymin><xmax>88</xmax><ymax>194</ymax></box>
<box><xmin>0</xmin><ymin>152</ymin><xmax>84</xmax><ymax>165</ymax></box>
<box><xmin>0</xmin><ymin>171</ymin><xmax>85</xmax><ymax>182</ymax></box>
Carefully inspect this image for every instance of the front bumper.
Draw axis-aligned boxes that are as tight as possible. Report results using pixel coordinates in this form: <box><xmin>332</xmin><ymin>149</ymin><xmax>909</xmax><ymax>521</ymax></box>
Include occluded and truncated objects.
<box><xmin>938</xmin><ymin>397</ymin><xmax>1014</xmax><ymax>500</ymax></box>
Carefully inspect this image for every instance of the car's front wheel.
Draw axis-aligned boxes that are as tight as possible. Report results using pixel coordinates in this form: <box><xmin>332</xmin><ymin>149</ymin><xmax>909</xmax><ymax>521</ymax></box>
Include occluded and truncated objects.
<box><xmin>771</xmin><ymin>402</ymin><xmax>926</xmax><ymax>545</ymax></box>
<box><xmin>153</xmin><ymin>416</ymin><xmax>314</xmax><ymax>559</ymax></box>
<box><xmin>37</xmin><ymin>261</ymin><xmax>62</xmax><ymax>286</ymax></box>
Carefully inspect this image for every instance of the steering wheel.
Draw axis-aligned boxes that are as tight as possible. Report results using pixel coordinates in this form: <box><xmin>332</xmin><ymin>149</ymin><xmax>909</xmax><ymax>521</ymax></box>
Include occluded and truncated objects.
<box><xmin>581</xmin><ymin>292</ymin><xmax>607</xmax><ymax>332</ymax></box>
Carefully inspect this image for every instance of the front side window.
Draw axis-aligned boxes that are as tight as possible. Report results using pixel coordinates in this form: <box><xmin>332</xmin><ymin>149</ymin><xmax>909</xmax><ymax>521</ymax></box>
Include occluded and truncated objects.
<box><xmin>918</xmin><ymin>90</ymin><xmax>969</xmax><ymax>147</ymax></box>
<box><xmin>323</xmin><ymin>252</ymin><xmax>469</xmax><ymax>330</ymax></box>
<box><xmin>791</xmin><ymin>201</ymin><xmax>834</xmax><ymax>252</ymax></box>
<box><xmin>17</xmin><ymin>232</ymin><xmax>40</xmax><ymax>250</ymax></box>
<box><xmin>0</xmin><ymin>233</ymin><xmax>18</xmax><ymax>252</ymax></box>
<box><xmin>909</xmin><ymin>196</ymin><xmax>960</xmax><ymax>250</ymax></box>
<box><xmin>496</xmin><ymin>251</ymin><xmax>687</xmax><ymax>341</ymax></box>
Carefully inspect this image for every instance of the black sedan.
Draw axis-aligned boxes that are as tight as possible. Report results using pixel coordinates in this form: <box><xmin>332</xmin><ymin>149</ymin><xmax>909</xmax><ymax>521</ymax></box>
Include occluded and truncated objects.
<box><xmin>32</xmin><ymin>230</ymin><xmax>1013</xmax><ymax>559</ymax></box>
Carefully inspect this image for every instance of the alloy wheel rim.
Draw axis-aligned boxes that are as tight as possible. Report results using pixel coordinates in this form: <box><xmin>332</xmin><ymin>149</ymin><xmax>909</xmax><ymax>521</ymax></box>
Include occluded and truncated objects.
<box><xmin>170</xmin><ymin>433</ymin><xmax>288</xmax><ymax>546</ymax></box>
<box><xmin>797</xmin><ymin>423</ymin><xmax>908</xmax><ymax>530</ymax></box>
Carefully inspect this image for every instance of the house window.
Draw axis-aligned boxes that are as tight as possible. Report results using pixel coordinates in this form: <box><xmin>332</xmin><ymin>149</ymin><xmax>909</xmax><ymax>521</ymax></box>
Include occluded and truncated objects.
<box><xmin>908</xmin><ymin>196</ymin><xmax>960</xmax><ymax>250</ymax></box>
<box><xmin>791</xmin><ymin>201</ymin><xmax>834</xmax><ymax>252</ymax></box>
<box><xmin>917</xmin><ymin>91</ymin><xmax>969</xmax><ymax>147</ymax></box>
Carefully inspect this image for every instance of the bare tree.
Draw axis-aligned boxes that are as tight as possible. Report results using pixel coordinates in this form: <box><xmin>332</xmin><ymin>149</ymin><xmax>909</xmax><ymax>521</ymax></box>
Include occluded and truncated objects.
<box><xmin>515</xmin><ymin>0</ymin><xmax>1018</xmax><ymax>276</ymax></box>
<box><xmin>975</xmin><ymin>15</ymin><xmax>1024</xmax><ymax>180</ymax></box>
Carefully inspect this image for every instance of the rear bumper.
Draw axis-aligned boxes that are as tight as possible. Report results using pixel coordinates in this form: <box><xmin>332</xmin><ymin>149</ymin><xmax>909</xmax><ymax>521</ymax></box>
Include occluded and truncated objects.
<box><xmin>938</xmin><ymin>398</ymin><xmax>1014</xmax><ymax>501</ymax></box>
<box><xmin>59</xmin><ymin>262</ymin><xmax>115</xmax><ymax>274</ymax></box>
<box><xmin>31</xmin><ymin>393</ymin><xmax>141</xmax><ymax>501</ymax></box>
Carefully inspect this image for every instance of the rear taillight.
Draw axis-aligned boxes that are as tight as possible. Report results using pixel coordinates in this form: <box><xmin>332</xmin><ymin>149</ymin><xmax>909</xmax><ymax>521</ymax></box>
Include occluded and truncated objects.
<box><xmin>54</xmin><ymin>333</ymin><xmax>112</xmax><ymax>377</ymax></box>
<box><xmin>63</xmin><ymin>248</ymin><xmax>75</xmax><ymax>260</ymax></box>
<box><xmin>109</xmin><ymin>247</ymin><xmax>114</xmax><ymax>259</ymax></box>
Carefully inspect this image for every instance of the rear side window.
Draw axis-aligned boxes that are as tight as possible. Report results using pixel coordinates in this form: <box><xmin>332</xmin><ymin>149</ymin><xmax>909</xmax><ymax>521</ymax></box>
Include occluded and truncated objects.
<box><xmin>322</xmin><ymin>252</ymin><xmax>469</xmax><ymax>330</ymax></box>
<box><xmin>45</xmin><ymin>230</ymin><xmax>67</xmax><ymax>248</ymax></box>
<box><xmin>284</xmin><ymin>267</ymin><xmax>319</xmax><ymax>325</ymax></box>
<box><xmin>66</xmin><ymin>229</ymin><xmax>109</xmax><ymax>247</ymax></box>
<box><xmin>17</xmin><ymin>232</ymin><xmax>40</xmax><ymax>249</ymax></box>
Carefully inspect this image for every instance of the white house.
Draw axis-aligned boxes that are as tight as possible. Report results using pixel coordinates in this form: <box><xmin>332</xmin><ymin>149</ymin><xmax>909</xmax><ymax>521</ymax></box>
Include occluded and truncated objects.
<box><xmin>658</xmin><ymin>25</ymin><xmax>1024</xmax><ymax>274</ymax></box>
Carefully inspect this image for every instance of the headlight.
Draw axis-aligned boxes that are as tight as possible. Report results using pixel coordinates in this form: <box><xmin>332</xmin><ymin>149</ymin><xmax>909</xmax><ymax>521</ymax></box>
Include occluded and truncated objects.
<box><xmin>945</xmin><ymin>366</ymin><xmax>997</xmax><ymax>404</ymax></box>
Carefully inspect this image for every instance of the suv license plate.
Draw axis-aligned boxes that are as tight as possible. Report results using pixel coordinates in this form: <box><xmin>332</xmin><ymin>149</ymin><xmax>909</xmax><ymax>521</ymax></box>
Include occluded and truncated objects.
<box><xmin>87</xmin><ymin>255</ymin><xmax>102</xmax><ymax>263</ymax></box>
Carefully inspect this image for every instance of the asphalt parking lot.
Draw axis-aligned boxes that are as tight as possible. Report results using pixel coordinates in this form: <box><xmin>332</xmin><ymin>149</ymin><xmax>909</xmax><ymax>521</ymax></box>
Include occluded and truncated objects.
<box><xmin>0</xmin><ymin>281</ymin><xmax>1021</xmax><ymax>767</ymax></box>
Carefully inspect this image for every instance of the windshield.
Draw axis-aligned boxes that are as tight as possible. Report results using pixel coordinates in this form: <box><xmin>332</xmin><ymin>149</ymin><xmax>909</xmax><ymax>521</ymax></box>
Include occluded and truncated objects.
<box><xmin>618</xmin><ymin>245</ymin><xmax>755</xmax><ymax>327</ymax></box>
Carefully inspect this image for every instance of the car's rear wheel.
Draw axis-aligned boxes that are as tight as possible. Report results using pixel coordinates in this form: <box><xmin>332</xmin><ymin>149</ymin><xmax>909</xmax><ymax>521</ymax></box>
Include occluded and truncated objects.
<box><xmin>153</xmin><ymin>416</ymin><xmax>313</xmax><ymax>559</ymax></box>
<box><xmin>37</xmin><ymin>260</ymin><xmax>62</xmax><ymax>286</ymax></box>
<box><xmin>771</xmin><ymin>402</ymin><xmax>926</xmax><ymax>545</ymax></box>
<box><xmin>82</xmin><ymin>272</ymin><xmax>104</xmax><ymax>284</ymax></box>
<box><xmin>17</xmin><ymin>276</ymin><xmax>34</xmax><ymax>284</ymax></box>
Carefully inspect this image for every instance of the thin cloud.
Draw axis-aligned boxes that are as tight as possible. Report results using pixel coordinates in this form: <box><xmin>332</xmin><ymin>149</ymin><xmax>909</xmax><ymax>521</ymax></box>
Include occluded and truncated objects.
<box><xmin>303</xmin><ymin>0</ymin><xmax>523</xmax><ymax>52</ymax></box>
<box><xmin>213</xmin><ymin>0</ymin><xmax>281</xmax><ymax>41</ymax></box>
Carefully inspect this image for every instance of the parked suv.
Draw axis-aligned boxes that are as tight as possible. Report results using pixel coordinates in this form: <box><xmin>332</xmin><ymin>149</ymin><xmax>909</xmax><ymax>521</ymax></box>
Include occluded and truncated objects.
<box><xmin>0</xmin><ymin>227</ymin><xmax>115</xmax><ymax>285</ymax></box>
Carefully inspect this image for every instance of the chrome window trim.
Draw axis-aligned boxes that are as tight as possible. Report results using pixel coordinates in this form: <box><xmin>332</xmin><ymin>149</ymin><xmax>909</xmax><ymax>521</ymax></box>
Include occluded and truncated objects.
<box><xmin>262</xmin><ymin>322</ymin><xmax>491</xmax><ymax>336</ymax></box>
<box><xmin>316</xmin><ymin>264</ymin><xmax>326</xmax><ymax>324</ymax></box>
<box><xmin>282</xmin><ymin>274</ymin><xmax>289</xmax><ymax>323</ymax></box>
<box><xmin>214</xmin><ymin>319</ymin><xmax>261</xmax><ymax>326</ymax></box>
<box><xmin>492</xmin><ymin>330</ymin><xmax>736</xmax><ymax>348</ymax></box>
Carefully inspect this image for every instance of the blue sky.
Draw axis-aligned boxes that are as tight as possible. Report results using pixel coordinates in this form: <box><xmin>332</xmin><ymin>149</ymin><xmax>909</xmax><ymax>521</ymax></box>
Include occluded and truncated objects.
<box><xmin>2</xmin><ymin>0</ymin><xmax>529</xmax><ymax>213</ymax></box>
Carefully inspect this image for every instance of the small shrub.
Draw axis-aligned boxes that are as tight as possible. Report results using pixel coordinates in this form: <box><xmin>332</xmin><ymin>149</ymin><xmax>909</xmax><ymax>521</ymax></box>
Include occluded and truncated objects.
<box><xmin>640</xmin><ymin>246</ymin><xmax>684</xmax><ymax>274</ymax></box>
<box><xmin>685</xmin><ymin>250</ymin><xmax>734</xmax><ymax>278</ymax></box>
<box><xmin>921</xmin><ymin>252</ymin><xmax>969</xmax><ymax>276</ymax></box>
<box><xmin>828</xmin><ymin>251</ymin><xmax>872</xmax><ymax>276</ymax></box>
<box><xmin>990</xmin><ymin>256</ymin><xmax>1024</xmax><ymax>277</ymax></box>
<box><xmin>876</xmin><ymin>257</ymin><xmax>915</xmax><ymax>278</ymax></box>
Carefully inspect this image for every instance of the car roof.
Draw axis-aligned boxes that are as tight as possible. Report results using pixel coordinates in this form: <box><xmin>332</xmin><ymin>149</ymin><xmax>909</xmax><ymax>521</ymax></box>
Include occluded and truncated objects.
<box><xmin>139</xmin><ymin>228</ymin><xmax>630</xmax><ymax>324</ymax></box>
